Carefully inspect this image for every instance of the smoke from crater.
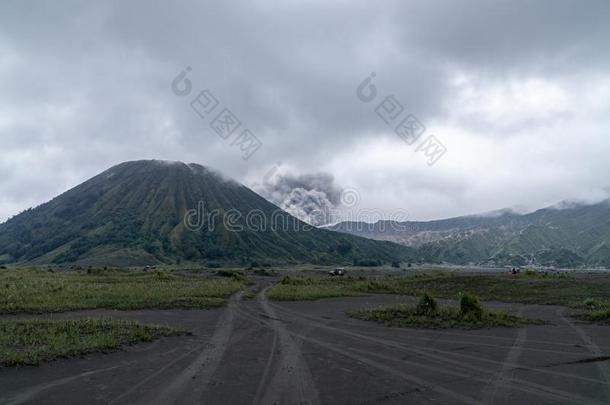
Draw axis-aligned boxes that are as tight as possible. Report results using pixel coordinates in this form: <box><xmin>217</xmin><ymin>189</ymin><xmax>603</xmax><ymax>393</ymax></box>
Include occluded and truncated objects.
<box><xmin>255</xmin><ymin>172</ymin><xmax>343</xmax><ymax>226</ymax></box>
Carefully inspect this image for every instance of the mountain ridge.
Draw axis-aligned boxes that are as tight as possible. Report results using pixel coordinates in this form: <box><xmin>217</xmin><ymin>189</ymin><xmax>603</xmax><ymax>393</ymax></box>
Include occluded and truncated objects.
<box><xmin>328</xmin><ymin>199</ymin><xmax>610</xmax><ymax>267</ymax></box>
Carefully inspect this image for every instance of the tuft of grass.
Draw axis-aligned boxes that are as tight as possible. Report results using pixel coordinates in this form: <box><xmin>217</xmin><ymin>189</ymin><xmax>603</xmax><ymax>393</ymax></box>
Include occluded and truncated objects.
<box><xmin>0</xmin><ymin>318</ymin><xmax>187</xmax><ymax>366</ymax></box>
<box><xmin>0</xmin><ymin>268</ymin><xmax>244</xmax><ymax>314</ymax></box>
<box><xmin>415</xmin><ymin>292</ymin><xmax>438</xmax><ymax>315</ymax></box>
<box><xmin>459</xmin><ymin>292</ymin><xmax>483</xmax><ymax>319</ymax></box>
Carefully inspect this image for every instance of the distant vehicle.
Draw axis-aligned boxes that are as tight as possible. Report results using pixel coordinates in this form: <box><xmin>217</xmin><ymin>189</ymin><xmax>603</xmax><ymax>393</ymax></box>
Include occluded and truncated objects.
<box><xmin>329</xmin><ymin>268</ymin><xmax>346</xmax><ymax>276</ymax></box>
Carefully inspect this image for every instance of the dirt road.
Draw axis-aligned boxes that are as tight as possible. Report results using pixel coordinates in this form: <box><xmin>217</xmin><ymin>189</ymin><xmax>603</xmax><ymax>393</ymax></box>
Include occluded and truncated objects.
<box><xmin>1</xmin><ymin>278</ymin><xmax>609</xmax><ymax>404</ymax></box>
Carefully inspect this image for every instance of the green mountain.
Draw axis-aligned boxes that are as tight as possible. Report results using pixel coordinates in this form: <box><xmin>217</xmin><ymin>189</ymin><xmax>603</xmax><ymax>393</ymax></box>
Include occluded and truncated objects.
<box><xmin>0</xmin><ymin>160</ymin><xmax>413</xmax><ymax>266</ymax></box>
<box><xmin>329</xmin><ymin>202</ymin><xmax>610</xmax><ymax>268</ymax></box>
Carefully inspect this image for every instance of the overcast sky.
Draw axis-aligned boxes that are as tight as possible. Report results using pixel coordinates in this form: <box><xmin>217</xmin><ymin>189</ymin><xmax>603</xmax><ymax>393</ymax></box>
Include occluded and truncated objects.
<box><xmin>1</xmin><ymin>0</ymin><xmax>610</xmax><ymax>224</ymax></box>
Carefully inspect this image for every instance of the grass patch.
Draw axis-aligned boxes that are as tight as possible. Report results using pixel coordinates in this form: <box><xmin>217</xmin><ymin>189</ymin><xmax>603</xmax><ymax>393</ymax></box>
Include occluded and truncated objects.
<box><xmin>251</xmin><ymin>268</ymin><xmax>277</xmax><ymax>277</ymax></box>
<box><xmin>268</xmin><ymin>273</ymin><xmax>610</xmax><ymax>308</ymax></box>
<box><xmin>0</xmin><ymin>318</ymin><xmax>186</xmax><ymax>366</ymax></box>
<box><xmin>215</xmin><ymin>269</ymin><xmax>247</xmax><ymax>283</ymax></box>
<box><xmin>573</xmin><ymin>297</ymin><xmax>610</xmax><ymax>323</ymax></box>
<box><xmin>243</xmin><ymin>288</ymin><xmax>260</xmax><ymax>301</ymax></box>
<box><xmin>268</xmin><ymin>275</ymin><xmax>368</xmax><ymax>300</ymax></box>
<box><xmin>0</xmin><ymin>268</ymin><xmax>244</xmax><ymax>314</ymax></box>
<box><xmin>578</xmin><ymin>297</ymin><xmax>607</xmax><ymax>310</ymax></box>
<box><xmin>349</xmin><ymin>293</ymin><xmax>544</xmax><ymax>329</ymax></box>
<box><xmin>575</xmin><ymin>309</ymin><xmax>610</xmax><ymax>324</ymax></box>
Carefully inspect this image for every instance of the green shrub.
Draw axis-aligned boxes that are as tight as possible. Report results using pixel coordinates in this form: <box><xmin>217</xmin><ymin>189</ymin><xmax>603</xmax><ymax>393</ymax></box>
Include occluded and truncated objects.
<box><xmin>459</xmin><ymin>293</ymin><xmax>483</xmax><ymax>319</ymax></box>
<box><xmin>415</xmin><ymin>292</ymin><xmax>438</xmax><ymax>315</ymax></box>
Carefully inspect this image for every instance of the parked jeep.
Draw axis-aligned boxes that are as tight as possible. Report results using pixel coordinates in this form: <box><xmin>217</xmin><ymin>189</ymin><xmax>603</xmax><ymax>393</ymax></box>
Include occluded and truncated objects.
<box><xmin>329</xmin><ymin>268</ymin><xmax>346</xmax><ymax>276</ymax></box>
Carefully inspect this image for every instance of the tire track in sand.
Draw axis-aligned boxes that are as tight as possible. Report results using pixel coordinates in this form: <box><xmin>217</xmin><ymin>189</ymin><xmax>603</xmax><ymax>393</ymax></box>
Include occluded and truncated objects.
<box><xmin>268</xmin><ymin>302</ymin><xmax>604</xmax><ymax>404</ymax></box>
<box><xmin>558</xmin><ymin>309</ymin><xmax>610</xmax><ymax>401</ymax></box>
<box><xmin>149</xmin><ymin>291</ymin><xmax>242</xmax><ymax>405</ymax></box>
<box><xmin>253</xmin><ymin>285</ymin><xmax>320</xmax><ymax>405</ymax></box>
<box><xmin>481</xmin><ymin>309</ymin><xmax>527</xmax><ymax>404</ymax></box>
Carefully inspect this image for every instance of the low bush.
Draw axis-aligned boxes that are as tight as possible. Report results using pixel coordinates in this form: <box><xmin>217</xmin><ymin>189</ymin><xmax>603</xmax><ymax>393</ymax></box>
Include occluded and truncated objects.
<box><xmin>460</xmin><ymin>293</ymin><xmax>483</xmax><ymax>319</ymax></box>
<box><xmin>415</xmin><ymin>292</ymin><xmax>438</xmax><ymax>315</ymax></box>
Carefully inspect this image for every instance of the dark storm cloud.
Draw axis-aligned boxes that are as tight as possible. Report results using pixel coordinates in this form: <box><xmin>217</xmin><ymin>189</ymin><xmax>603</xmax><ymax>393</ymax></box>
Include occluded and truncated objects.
<box><xmin>1</xmin><ymin>0</ymin><xmax>610</xmax><ymax>222</ymax></box>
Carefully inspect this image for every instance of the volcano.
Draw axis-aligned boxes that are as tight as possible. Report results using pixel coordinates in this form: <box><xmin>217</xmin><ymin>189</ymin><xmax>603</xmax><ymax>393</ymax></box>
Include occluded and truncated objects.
<box><xmin>0</xmin><ymin>160</ymin><xmax>412</xmax><ymax>266</ymax></box>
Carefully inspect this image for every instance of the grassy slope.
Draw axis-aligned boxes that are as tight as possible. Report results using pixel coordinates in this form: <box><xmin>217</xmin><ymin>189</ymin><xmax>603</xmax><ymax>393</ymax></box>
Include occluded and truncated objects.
<box><xmin>0</xmin><ymin>318</ymin><xmax>186</xmax><ymax>366</ymax></box>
